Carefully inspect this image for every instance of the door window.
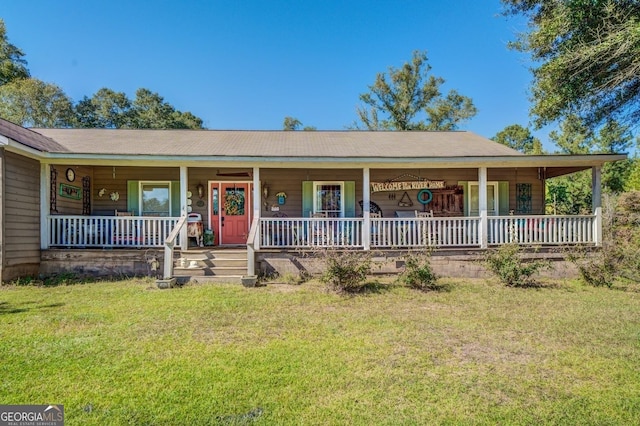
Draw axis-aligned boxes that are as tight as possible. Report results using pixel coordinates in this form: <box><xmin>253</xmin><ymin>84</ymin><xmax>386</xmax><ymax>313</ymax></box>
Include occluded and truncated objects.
<box><xmin>314</xmin><ymin>182</ymin><xmax>343</xmax><ymax>217</ymax></box>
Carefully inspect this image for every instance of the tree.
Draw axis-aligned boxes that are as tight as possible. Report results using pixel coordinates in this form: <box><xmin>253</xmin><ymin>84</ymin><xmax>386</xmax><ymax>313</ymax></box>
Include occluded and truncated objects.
<box><xmin>355</xmin><ymin>50</ymin><xmax>477</xmax><ymax>130</ymax></box>
<box><xmin>0</xmin><ymin>19</ymin><xmax>29</xmax><ymax>86</ymax></box>
<box><xmin>491</xmin><ymin>124</ymin><xmax>544</xmax><ymax>154</ymax></box>
<box><xmin>73</xmin><ymin>88</ymin><xmax>204</xmax><ymax>129</ymax></box>
<box><xmin>0</xmin><ymin>78</ymin><xmax>74</xmax><ymax>127</ymax></box>
<box><xmin>283</xmin><ymin>116</ymin><xmax>302</xmax><ymax>131</ymax></box>
<box><xmin>545</xmin><ymin>115</ymin><xmax>634</xmax><ymax>213</ymax></box>
<box><xmin>625</xmin><ymin>158</ymin><xmax>640</xmax><ymax>191</ymax></box>
<box><xmin>502</xmin><ymin>0</ymin><xmax>640</xmax><ymax>130</ymax></box>
<box><xmin>593</xmin><ymin>120</ymin><xmax>636</xmax><ymax>192</ymax></box>
<box><xmin>74</xmin><ymin>88</ymin><xmax>132</xmax><ymax>128</ymax></box>
<box><xmin>282</xmin><ymin>116</ymin><xmax>316</xmax><ymax>131</ymax></box>
<box><xmin>549</xmin><ymin>115</ymin><xmax>592</xmax><ymax>155</ymax></box>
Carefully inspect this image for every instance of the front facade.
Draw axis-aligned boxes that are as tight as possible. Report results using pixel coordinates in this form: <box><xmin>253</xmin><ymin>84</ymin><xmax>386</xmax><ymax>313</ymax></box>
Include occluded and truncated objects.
<box><xmin>0</xmin><ymin>119</ymin><xmax>625</xmax><ymax>282</ymax></box>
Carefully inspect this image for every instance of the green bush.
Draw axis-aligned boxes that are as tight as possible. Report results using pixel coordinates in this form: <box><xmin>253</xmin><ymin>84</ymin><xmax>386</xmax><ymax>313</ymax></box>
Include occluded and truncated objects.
<box><xmin>483</xmin><ymin>243</ymin><xmax>550</xmax><ymax>287</ymax></box>
<box><xmin>320</xmin><ymin>249</ymin><xmax>371</xmax><ymax>293</ymax></box>
<box><xmin>398</xmin><ymin>251</ymin><xmax>440</xmax><ymax>291</ymax></box>
<box><xmin>566</xmin><ymin>192</ymin><xmax>640</xmax><ymax>287</ymax></box>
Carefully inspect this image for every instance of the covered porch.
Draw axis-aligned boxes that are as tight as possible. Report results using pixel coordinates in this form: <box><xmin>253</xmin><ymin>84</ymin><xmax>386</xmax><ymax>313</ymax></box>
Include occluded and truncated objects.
<box><xmin>40</xmin><ymin>161</ymin><xmax>607</xmax><ymax>279</ymax></box>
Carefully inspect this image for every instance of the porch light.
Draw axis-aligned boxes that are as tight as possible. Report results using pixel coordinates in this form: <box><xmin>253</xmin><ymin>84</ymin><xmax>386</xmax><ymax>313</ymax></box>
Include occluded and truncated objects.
<box><xmin>262</xmin><ymin>182</ymin><xmax>269</xmax><ymax>199</ymax></box>
<box><xmin>196</xmin><ymin>183</ymin><xmax>205</xmax><ymax>199</ymax></box>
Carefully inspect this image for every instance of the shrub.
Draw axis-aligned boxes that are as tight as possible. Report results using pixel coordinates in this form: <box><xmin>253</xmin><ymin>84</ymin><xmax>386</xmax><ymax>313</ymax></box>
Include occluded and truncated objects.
<box><xmin>397</xmin><ymin>251</ymin><xmax>440</xmax><ymax>291</ymax></box>
<box><xmin>320</xmin><ymin>249</ymin><xmax>372</xmax><ymax>293</ymax></box>
<box><xmin>483</xmin><ymin>243</ymin><xmax>550</xmax><ymax>287</ymax></box>
<box><xmin>565</xmin><ymin>192</ymin><xmax>640</xmax><ymax>287</ymax></box>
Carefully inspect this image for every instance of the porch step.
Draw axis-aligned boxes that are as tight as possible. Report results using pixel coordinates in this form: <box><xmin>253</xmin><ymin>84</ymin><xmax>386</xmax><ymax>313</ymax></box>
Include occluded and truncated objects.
<box><xmin>173</xmin><ymin>249</ymin><xmax>249</xmax><ymax>284</ymax></box>
<box><xmin>174</xmin><ymin>266</ymin><xmax>248</xmax><ymax>276</ymax></box>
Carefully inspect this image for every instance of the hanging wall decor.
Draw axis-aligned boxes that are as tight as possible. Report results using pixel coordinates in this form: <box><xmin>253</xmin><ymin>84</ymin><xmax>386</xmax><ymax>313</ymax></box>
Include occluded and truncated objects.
<box><xmin>50</xmin><ymin>166</ymin><xmax>58</xmax><ymax>213</ymax></box>
<box><xmin>59</xmin><ymin>183</ymin><xmax>82</xmax><ymax>200</ymax></box>
<box><xmin>398</xmin><ymin>191</ymin><xmax>413</xmax><ymax>207</ymax></box>
<box><xmin>516</xmin><ymin>183</ymin><xmax>532</xmax><ymax>214</ymax></box>
<box><xmin>82</xmin><ymin>176</ymin><xmax>91</xmax><ymax>215</ymax></box>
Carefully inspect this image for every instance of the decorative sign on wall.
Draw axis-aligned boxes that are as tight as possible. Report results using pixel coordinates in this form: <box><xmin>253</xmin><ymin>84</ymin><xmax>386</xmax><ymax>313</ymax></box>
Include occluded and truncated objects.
<box><xmin>370</xmin><ymin>180</ymin><xmax>445</xmax><ymax>193</ymax></box>
<box><xmin>59</xmin><ymin>183</ymin><xmax>82</xmax><ymax>200</ymax></box>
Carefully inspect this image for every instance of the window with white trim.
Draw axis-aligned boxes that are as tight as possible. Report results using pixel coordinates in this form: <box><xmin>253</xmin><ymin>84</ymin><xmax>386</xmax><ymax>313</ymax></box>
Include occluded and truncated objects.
<box><xmin>469</xmin><ymin>182</ymin><xmax>499</xmax><ymax>216</ymax></box>
<box><xmin>140</xmin><ymin>181</ymin><xmax>171</xmax><ymax>217</ymax></box>
<box><xmin>313</xmin><ymin>181</ymin><xmax>344</xmax><ymax>217</ymax></box>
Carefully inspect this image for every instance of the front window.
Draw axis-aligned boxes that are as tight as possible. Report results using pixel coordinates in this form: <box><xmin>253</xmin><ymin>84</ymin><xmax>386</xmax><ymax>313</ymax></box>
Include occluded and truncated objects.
<box><xmin>140</xmin><ymin>182</ymin><xmax>170</xmax><ymax>216</ymax></box>
<box><xmin>314</xmin><ymin>182</ymin><xmax>343</xmax><ymax>217</ymax></box>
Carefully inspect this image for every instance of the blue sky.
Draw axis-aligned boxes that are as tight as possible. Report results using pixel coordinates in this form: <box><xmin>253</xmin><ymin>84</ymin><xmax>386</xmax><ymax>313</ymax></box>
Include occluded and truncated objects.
<box><xmin>2</xmin><ymin>1</ymin><xmax>544</xmax><ymax>144</ymax></box>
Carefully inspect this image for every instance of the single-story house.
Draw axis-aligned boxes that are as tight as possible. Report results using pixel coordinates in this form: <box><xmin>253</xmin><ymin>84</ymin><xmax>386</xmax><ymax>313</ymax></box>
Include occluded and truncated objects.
<box><xmin>0</xmin><ymin>118</ymin><xmax>626</xmax><ymax>282</ymax></box>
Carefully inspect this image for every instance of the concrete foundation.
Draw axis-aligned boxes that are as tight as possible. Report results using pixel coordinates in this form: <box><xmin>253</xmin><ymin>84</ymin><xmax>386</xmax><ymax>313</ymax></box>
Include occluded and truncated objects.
<box><xmin>256</xmin><ymin>248</ymin><xmax>579</xmax><ymax>280</ymax></box>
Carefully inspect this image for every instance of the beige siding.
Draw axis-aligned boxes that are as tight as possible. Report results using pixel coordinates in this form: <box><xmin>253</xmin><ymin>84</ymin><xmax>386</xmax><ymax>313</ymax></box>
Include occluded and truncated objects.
<box><xmin>92</xmin><ymin>166</ymin><xmax>180</xmax><ymax>215</ymax></box>
<box><xmin>257</xmin><ymin>167</ymin><xmax>545</xmax><ymax>218</ymax></box>
<box><xmin>50</xmin><ymin>165</ymin><xmax>94</xmax><ymax>215</ymax></box>
<box><xmin>1</xmin><ymin>150</ymin><xmax>41</xmax><ymax>281</ymax></box>
<box><xmin>259</xmin><ymin>169</ymin><xmax>362</xmax><ymax>218</ymax></box>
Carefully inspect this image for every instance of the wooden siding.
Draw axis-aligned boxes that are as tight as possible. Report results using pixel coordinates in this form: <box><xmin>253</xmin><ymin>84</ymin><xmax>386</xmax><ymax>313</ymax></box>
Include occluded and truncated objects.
<box><xmin>50</xmin><ymin>165</ymin><xmax>94</xmax><ymax>215</ymax></box>
<box><xmin>1</xmin><ymin>150</ymin><xmax>41</xmax><ymax>281</ymax></box>
<box><xmin>258</xmin><ymin>169</ymin><xmax>362</xmax><ymax>218</ymax></box>
<box><xmin>91</xmin><ymin>166</ymin><xmax>180</xmax><ymax>215</ymax></box>
<box><xmin>258</xmin><ymin>167</ymin><xmax>545</xmax><ymax>218</ymax></box>
<box><xmin>56</xmin><ymin>165</ymin><xmax>543</xmax><ymax>220</ymax></box>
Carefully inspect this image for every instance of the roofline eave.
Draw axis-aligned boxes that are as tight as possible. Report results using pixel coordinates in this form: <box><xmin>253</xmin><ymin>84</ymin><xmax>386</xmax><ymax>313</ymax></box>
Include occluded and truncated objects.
<box><xmin>39</xmin><ymin>152</ymin><xmax>627</xmax><ymax>169</ymax></box>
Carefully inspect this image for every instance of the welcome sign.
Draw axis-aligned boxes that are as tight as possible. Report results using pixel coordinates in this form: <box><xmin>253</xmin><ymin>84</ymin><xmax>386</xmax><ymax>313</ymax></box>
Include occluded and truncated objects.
<box><xmin>370</xmin><ymin>180</ymin><xmax>445</xmax><ymax>193</ymax></box>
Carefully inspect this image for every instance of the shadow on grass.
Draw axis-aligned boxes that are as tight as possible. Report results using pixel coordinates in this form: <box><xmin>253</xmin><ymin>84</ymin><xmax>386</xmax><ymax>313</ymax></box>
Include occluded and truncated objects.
<box><xmin>0</xmin><ymin>301</ymin><xmax>65</xmax><ymax>315</ymax></box>
<box><xmin>508</xmin><ymin>280</ymin><xmax>565</xmax><ymax>290</ymax></box>
<box><xmin>327</xmin><ymin>279</ymin><xmax>395</xmax><ymax>296</ymax></box>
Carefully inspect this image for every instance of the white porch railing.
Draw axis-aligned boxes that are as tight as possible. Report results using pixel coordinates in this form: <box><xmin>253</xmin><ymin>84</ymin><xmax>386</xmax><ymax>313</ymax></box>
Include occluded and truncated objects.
<box><xmin>47</xmin><ymin>214</ymin><xmax>599</xmax><ymax>250</ymax></box>
<box><xmin>163</xmin><ymin>215</ymin><xmax>187</xmax><ymax>279</ymax></box>
<box><xmin>371</xmin><ymin>217</ymin><xmax>481</xmax><ymax>248</ymax></box>
<box><xmin>258</xmin><ymin>214</ymin><xmax>598</xmax><ymax>249</ymax></box>
<box><xmin>487</xmin><ymin>215</ymin><xmax>596</xmax><ymax>245</ymax></box>
<box><xmin>259</xmin><ymin>217</ymin><xmax>364</xmax><ymax>248</ymax></box>
<box><xmin>48</xmin><ymin>215</ymin><xmax>182</xmax><ymax>248</ymax></box>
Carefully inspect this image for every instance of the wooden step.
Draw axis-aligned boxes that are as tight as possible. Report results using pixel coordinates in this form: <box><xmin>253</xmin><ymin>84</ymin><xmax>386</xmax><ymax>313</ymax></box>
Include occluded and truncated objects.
<box><xmin>174</xmin><ymin>266</ymin><xmax>248</xmax><ymax>276</ymax></box>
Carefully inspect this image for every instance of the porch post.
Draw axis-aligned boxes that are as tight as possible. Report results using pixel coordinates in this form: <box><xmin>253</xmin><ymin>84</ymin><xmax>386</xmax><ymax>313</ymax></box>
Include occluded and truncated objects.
<box><xmin>179</xmin><ymin>166</ymin><xmax>188</xmax><ymax>248</ymax></box>
<box><xmin>591</xmin><ymin>166</ymin><xmax>602</xmax><ymax>212</ymax></box>
<box><xmin>247</xmin><ymin>167</ymin><xmax>261</xmax><ymax>277</ymax></box>
<box><xmin>478</xmin><ymin>167</ymin><xmax>488</xmax><ymax>249</ymax></box>
<box><xmin>40</xmin><ymin>163</ymin><xmax>50</xmax><ymax>249</ymax></box>
<box><xmin>363</xmin><ymin>168</ymin><xmax>371</xmax><ymax>250</ymax></box>
<box><xmin>592</xmin><ymin>166</ymin><xmax>602</xmax><ymax>246</ymax></box>
<box><xmin>252</xmin><ymin>166</ymin><xmax>260</xmax><ymax>250</ymax></box>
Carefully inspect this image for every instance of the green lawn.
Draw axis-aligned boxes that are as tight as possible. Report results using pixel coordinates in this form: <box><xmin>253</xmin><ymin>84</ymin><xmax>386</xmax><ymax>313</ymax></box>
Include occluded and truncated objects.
<box><xmin>1</xmin><ymin>278</ymin><xmax>639</xmax><ymax>425</ymax></box>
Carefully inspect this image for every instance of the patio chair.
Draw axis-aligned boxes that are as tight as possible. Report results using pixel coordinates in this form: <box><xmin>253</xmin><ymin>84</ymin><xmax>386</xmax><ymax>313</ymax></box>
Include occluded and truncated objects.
<box><xmin>113</xmin><ymin>210</ymin><xmax>139</xmax><ymax>246</ymax></box>
<box><xmin>370</xmin><ymin>212</ymin><xmax>382</xmax><ymax>245</ymax></box>
<box><xmin>310</xmin><ymin>212</ymin><xmax>328</xmax><ymax>245</ymax></box>
<box><xmin>415</xmin><ymin>210</ymin><xmax>435</xmax><ymax>245</ymax></box>
<box><xmin>415</xmin><ymin>210</ymin><xmax>433</xmax><ymax>218</ymax></box>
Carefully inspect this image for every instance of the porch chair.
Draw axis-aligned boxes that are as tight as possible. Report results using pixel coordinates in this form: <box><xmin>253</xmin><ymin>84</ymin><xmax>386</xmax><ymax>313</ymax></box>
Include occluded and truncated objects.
<box><xmin>415</xmin><ymin>210</ymin><xmax>435</xmax><ymax>246</ymax></box>
<box><xmin>113</xmin><ymin>210</ymin><xmax>139</xmax><ymax>246</ymax></box>
<box><xmin>370</xmin><ymin>212</ymin><xmax>382</xmax><ymax>246</ymax></box>
<box><xmin>310</xmin><ymin>212</ymin><xmax>328</xmax><ymax>245</ymax></box>
<box><xmin>415</xmin><ymin>210</ymin><xmax>433</xmax><ymax>218</ymax></box>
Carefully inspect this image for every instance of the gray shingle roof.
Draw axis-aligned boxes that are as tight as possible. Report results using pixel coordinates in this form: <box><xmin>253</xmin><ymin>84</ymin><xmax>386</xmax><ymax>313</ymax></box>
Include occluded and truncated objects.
<box><xmin>0</xmin><ymin>119</ymin><xmax>68</xmax><ymax>152</ymax></box>
<box><xmin>30</xmin><ymin>128</ymin><xmax>523</xmax><ymax>158</ymax></box>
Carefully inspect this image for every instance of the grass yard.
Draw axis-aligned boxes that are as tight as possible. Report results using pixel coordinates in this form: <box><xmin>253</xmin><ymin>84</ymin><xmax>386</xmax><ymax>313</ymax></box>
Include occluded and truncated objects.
<box><xmin>1</xmin><ymin>277</ymin><xmax>639</xmax><ymax>425</ymax></box>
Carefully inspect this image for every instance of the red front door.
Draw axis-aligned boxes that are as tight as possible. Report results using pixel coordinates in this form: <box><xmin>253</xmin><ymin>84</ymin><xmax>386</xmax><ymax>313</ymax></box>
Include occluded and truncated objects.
<box><xmin>220</xmin><ymin>183</ymin><xmax>250</xmax><ymax>245</ymax></box>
